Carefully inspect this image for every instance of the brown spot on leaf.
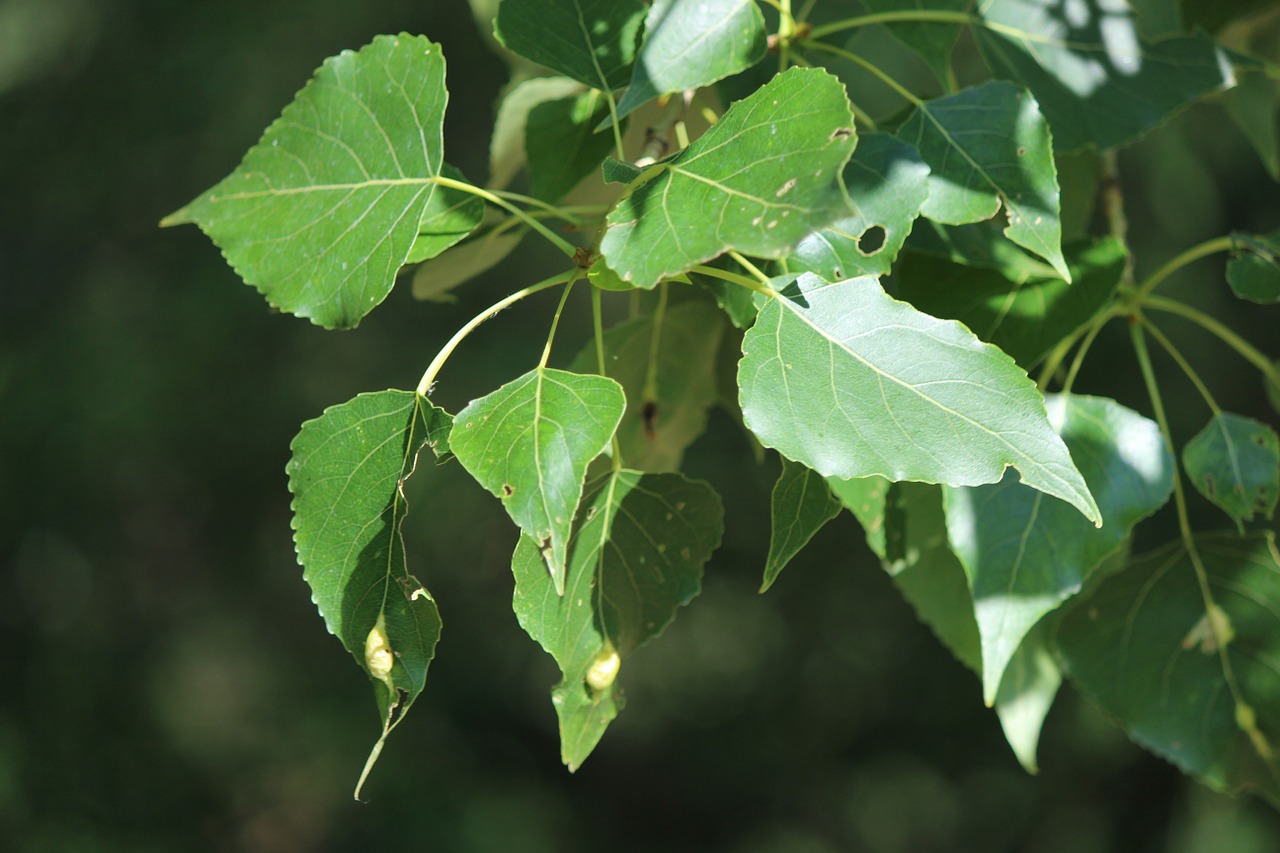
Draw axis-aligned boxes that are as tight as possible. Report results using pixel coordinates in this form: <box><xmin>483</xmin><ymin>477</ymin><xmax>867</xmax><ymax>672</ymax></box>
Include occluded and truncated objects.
<box><xmin>502</xmin><ymin>483</ymin><xmax>515</xmax><ymax>498</ymax></box>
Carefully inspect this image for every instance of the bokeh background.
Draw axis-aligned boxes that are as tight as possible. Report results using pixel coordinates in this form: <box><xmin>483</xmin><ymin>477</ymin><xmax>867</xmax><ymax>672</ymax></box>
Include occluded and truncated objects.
<box><xmin>3</xmin><ymin>1</ymin><xmax>1279</xmax><ymax>851</ymax></box>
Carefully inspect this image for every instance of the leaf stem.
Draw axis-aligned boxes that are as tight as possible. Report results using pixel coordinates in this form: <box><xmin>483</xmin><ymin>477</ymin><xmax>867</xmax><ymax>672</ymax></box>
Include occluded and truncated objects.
<box><xmin>802</xmin><ymin>40</ymin><xmax>924</xmax><ymax>107</ymax></box>
<box><xmin>693</xmin><ymin>264</ymin><xmax>778</xmax><ymax>298</ymax></box>
<box><xmin>591</xmin><ymin>287</ymin><xmax>624</xmax><ymax>470</ymax></box>
<box><xmin>807</xmin><ymin>10</ymin><xmax>973</xmax><ymax>41</ymax></box>
<box><xmin>643</xmin><ymin>282</ymin><xmax>668</xmax><ymax>402</ymax></box>
<box><xmin>1036</xmin><ymin>322</ymin><xmax>1090</xmax><ymax>391</ymax></box>
<box><xmin>1142</xmin><ymin>294</ymin><xmax>1280</xmax><ymax>391</ymax></box>
<box><xmin>1132</xmin><ymin>235</ymin><xmax>1234</xmax><ymax>300</ymax></box>
<box><xmin>728</xmin><ymin>250</ymin><xmax>771</xmax><ymax>284</ymax></box>
<box><xmin>1060</xmin><ymin>309</ymin><xmax>1117</xmax><ymax>396</ymax></box>
<box><xmin>538</xmin><ymin>276</ymin><xmax>579</xmax><ymax>369</ymax></box>
<box><xmin>601</xmin><ymin>87</ymin><xmax>627</xmax><ymax>163</ymax></box>
<box><xmin>488</xmin><ymin>191</ymin><xmax>592</xmax><ymax>226</ymax></box>
<box><xmin>1138</xmin><ymin>317</ymin><xmax>1222</xmax><ymax>416</ymax></box>
<box><xmin>1128</xmin><ymin>321</ymin><xmax>1258</xmax><ymax>752</ymax></box>
<box><xmin>416</xmin><ymin>269</ymin><xmax>576</xmax><ymax>395</ymax></box>
<box><xmin>435</xmin><ymin>176</ymin><xmax>576</xmax><ymax>257</ymax></box>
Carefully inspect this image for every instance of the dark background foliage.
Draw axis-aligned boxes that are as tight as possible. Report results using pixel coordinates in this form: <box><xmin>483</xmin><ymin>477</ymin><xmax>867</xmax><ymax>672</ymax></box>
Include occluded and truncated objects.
<box><xmin>2</xmin><ymin>2</ymin><xmax>1278</xmax><ymax>850</ymax></box>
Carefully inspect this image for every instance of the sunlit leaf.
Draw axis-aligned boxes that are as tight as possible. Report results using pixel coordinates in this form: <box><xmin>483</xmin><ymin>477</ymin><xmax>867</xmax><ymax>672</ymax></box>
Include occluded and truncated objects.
<box><xmin>287</xmin><ymin>390</ymin><xmax>444</xmax><ymax>785</ymax></box>
<box><xmin>162</xmin><ymin>35</ymin><xmax>452</xmax><ymax>329</ymax></box>
<box><xmin>450</xmin><ymin>368</ymin><xmax>625</xmax><ymax>594</ymax></box>
<box><xmin>896</xmin><ymin>237</ymin><xmax>1126</xmax><ymax>369</ymax></box>
<box><xmin>1227</xmin><ymin>231</ymin><xmax>1280</xmax><ymax>304</ymax></box>
<box><xmin>974</xmin><ymin>0</ymin><xmax>1232</xmax><ymax>151</ymax></box>
<box><xmin>569</xmin><ymin>298</ymin><xmax>726</xmax><ymax>471</ymax></box>
<box><xmin>494</xmin><ymin>0</ymin><xmax>646</xmax><ymax>91</ymax></box>
<box><xmin>993</xmin><ymin>617</ymin><xmax>1061</xmax><ymax>774</ymax></box>
<box><xmin>512</xmin><ymin>471</ymin><xmax>723</xmax><ymax>769</ymax></box>
<box><xmin>614</xmin><ymin>0</ymin><xmax>767</xmax><ymax>119</ymax></box>
<box><xmin>1183</xmin><ymin>412</ymin><xmax>1280</xmax><ymax>531</ymax></box>
<box><xmin>944</xmin><ymin>395</ymin><xmax>1174</xmax><ymax>703</ymax></box>
<box><xmin>788</xmin><ymin>133</ymin><xmax>930</xmax><ymax>279</ymax></box>
<box><xmin>601</xmin><ymin>67</ymin><xmax>856</xmax><ymax>289</ymax></box>
<box><xmin>762</xmin><ymin>457</ymin><xmax>843</xmax><ymax>591</ymax></box>
<box><xmin>738</xmin><ymin>273</ymin><xmax>1099</xmax><ymax>523</ymax></box>
<box><xmin>1058</xmin><ymin>533</ymin><xmax>1280</xmax><ymax>805</ymax></box>
<box><xmin>896</xmin><ymin>81</ymin><xmax>1069</xmax><ymax>279</ymax></box>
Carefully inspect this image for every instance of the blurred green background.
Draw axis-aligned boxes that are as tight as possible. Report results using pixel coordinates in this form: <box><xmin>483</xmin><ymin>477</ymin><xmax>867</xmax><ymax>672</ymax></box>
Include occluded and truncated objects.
<box><xmin>2</xmin><ymin>2</ymin><xmax>1279</xmax><ymax>851</ymax></box>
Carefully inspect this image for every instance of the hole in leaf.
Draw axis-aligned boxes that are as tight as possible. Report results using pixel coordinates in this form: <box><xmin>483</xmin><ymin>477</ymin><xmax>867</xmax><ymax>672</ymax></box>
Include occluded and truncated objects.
<box><xmin>858</xmin><ymin>225</ymin><xmax>886</xmax><ymax>255</ymax></box>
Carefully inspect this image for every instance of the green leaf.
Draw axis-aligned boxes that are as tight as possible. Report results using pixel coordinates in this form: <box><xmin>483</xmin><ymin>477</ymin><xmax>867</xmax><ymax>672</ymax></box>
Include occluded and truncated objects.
<box><xmin>411</xmin><ymin>227</ymin><xmax>524</xmax><ymax>302</ymax></box>
<box><xmin>1183</xmin><ymin>412</ymin><xmax>1280</xmax><ymax>531</ymax></box>
<box><xmin>602</xmin><ymin>155</ymin><xmax>644</xmax><ymax>185</ymax></box>
<box><xmin>833</xmin><ymin>479</ymin><xmax>983</xmax><ymax>672</ymax></box>
<box><xmin>993</xmin><ymin>617</ymin><xmax>1062</xmax><ymax>774</ymax></box>
<box><xmin>1228</xmin><ymin>231</ymin><xmax>1280</xmax><ymax>304</ymax></box>
<box><xmin>943</xmin><ymin>394</ymin><xmax>1174</xmax><ymax>703</ymax></box>
<box><xmin>601</xmin><ymin>67</ymin><xmax>857</xmax><ymax>289</ymax></box>
<box><xmin>287</xmin><ymin>390</ymin><xmax>444</xmax><ymax>789</ymax></box>
<box><xmin>1058</xmin><ymin>533</ymin><xmax>1280</xmax><ymax>805</ymax></box>
<box><xmin>906</xmin><ymin>219</ymin><xmax>1060</xmax><ymax>281</ymax></box>
<box><xmin>859</xmin><ymin>0</ymin><xmax>968</xmax><ymax>85</ymax></box>
<box><xmin>1226</xmin><ymin>71</ymin><xmax>1280</xmax><ymax>181</ymax></box>
<box><xmin>762</xmin><ymin>457</ymin><xmax>843</xmax><ymax>591</ymax></box>
<box><xmin>787</xmin><ymin>133</ymin><xmax>930</xmax><ymax>280</ymax></box>
<box><xmin>895</xmin><ymin>236</ymin><xmax>1127</xmax><ymax>369</ymax></box>
<box><xmin>614</xmin><ymin>0</ymin><xmax>768</xmax><ymax>120</ymax></box>
<box><xmin>569</xmin><ymin>298</ymin><xmax>726</xmax><ymax>472</ymax></box>
<box><xmin>162</xmin><ymin>35</ymin><xmax>451</xmax><ymax>329</ymax></box>
<box><xmin>527</xmin><ymin>89</ymin><xmax>616</xmax><ymax>203</ymax></box>
<box><xmin>494</xmin><ymin>0</ymin><xmax>646</xmax><ymax>91</ymax></box>
<box><xmin>896</xmin><ymin>81</ymin><xmax>1069</xmax><ymax>280</ymax></box>
<box><xmin>450</xmin><ymin>368</ymin><xmax>626</xmax><ymax>594</ymax></box>
<box><xmin>738</xmin><ymin>273</ymin><xmax>1100</xmax><ymax>524</ymax></box>
<box><xmin>405</xmin><ymin>165</ymin><xmax>484</xmax><ymax>264</ymax></box>
<box><xmin>974</xmin><ymin>0</ymin><xmax>1232</xmax><ymax>152</ymax></box>
<box><xmin>489</xmin><ymin>76</ymin><xmax>587</xmax><ymax>190</ymax></box>
<box><xmin>511</xmin><ymin>471</ymin><xmax>724</xmax><ymax>769</ymax></box>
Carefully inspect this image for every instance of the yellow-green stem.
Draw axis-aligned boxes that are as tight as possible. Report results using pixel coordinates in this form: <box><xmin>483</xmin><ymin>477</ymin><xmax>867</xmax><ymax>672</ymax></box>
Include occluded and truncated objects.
<box><xmin>435</xmin><ymin>176</ymin><xmax>576</xmax><ymax>257</ymax></box>
<box><xmin>1138</xmin><ymin>317</ymin><xmax>1221</xmax><ymax>416</ymax></box>
<box><xmin>416</xmin><ymin>270</ymin><xmax>575</xmax><ymax>395</ymax></box>
<box><xmin>538</xmin><ymin>276</ymin><xmax>579</xmax><ymax>369</ymax></box>
<box><xmin>694</xmin><ymin>264</ymin><xmax>778</xmax><ymax>298</ymax></box>
<box><xmin>808</xmin><ymin>10</ymin><xmax>973</xmax><ymax>40</ymax></box>
<box><xmin>1133</xmin><ymin>235</ymin><xmax>1235</xmax><ymax>300</ymax></box>
<box><xmin>1143</xmin><ymin>294</ymin><xmax>1280</xmax><ymax>391</ymax></box>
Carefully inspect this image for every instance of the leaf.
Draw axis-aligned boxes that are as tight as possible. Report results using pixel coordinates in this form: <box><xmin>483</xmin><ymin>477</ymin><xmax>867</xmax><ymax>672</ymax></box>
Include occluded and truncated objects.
<box><xmin>449</xmin><ymin>368</ymin><xmax>625</xmax><ymax>594</ymax></box>
<box><xmin>787</xmin><ymin>133</ymin><xmax>931</xmax><ymax>280</ymax></box>
<box><xmin>943</xmin><ymin>394</ymin><xmax>1174</xmax><ymax>703</ymax></box>
<box><xmin>527</xmin><ymin>88</ymin><xmax>616</xmax><ymax>203</ymax></box>
<box><xmin>602</xmin><ymin>156</ymin><xmax>644</xmax><ymax>185</ymax></box>
<box><xmin>737</xmin><ymin>273</ymin><xmax>1100</xmax><ymax>524</ymax></box>
<box><xmin>973</xmin><ymin>0</ymin><xmax>1233</xmax><ymax>152</ymax></box>
<box><xmin>1228</xmin><ymin>231</ymin><xmax>1280</xmax><ymax>304</ymax></box>
<box><xmin>832</xmin><ymin>478</ymin><xmax>983</xmax><ymax>672</ymax></box>
<box><xmin>1057</xmin><ymin>533</ymin><xmax>1280</xmax><ymax>805</ymax></box>
<box><xmin>162</xmin><ymin>35</ymin><xmax>451</xmax><ymax>329</ymax></box>
<box><xmin>569</xmin><ymin>298</ymin><xmax>726</xmax><ymax>472</ymax></box>
<box><xmin>895</xmin><ymin>236</ymin><xmax>1127</xmax><ymax>369</ymax></box>
<box><xmin>411</xmin><ymin>227</ymin><xmax>524</xmax><ymax>302</ymax></box>
<box><xmin>896</xmin><ymin>81</ymin><xmax>1069</xmax><ymax>280</ymax></box>
<box><xmin>494</xmin><ymin>0</ymin><xmax>647</xmax><ymax>91</ymax></box>
<box><xmin>404</xmin><ymin>165</ymin><xmax>484</xmax><ymax>264</ymax></box>
<box><xmin>614</xmin><ymin>0</ymin><xmax>768</xmax><ymax>120</ymax></box>
<box><xmin>1183</xmin><ymin>412</ymin><xmax>1280</xmax><ymax>531</ymax></box>
<box><xmin>489</xmin><ymin>76</ymin><xmax>586</xmax><ymax>190</ymax></box>
<box><xmin>1226</xmin><ymin>71</ymin><xmax>1280</xmax><ymax>181</ymax></box>
<box><xmin>287</xmin><ymin>390</ymin><xmax>444</xmax><ymax>790</ymax></box>
<box><xmin>762</xmin><ymin>457</ymin><xmax>843</xmax><ymax>591</ymax></box>
<box><xmin>601</xmin><ymin>67</ymin><xmax>857</xmax><ymax>289</ymax></box>
<box><xmin>511</xmin><ymin>471</ymin><xmax>724</xmax><ymax>769</ymax></box>
<box><xmin>859</xmin><ymin>0</ymin><xmax>969</xmax><ymax>85</ymax></box>
<box><xmin>906</xmin><ymin>218</ymin><xmax>1059</xmax><ymax>281</ymax></box>
<box><xmin>993</xmin><ymin>617</ymin><xmax>1062</xmax><ymax>774</ymax></box>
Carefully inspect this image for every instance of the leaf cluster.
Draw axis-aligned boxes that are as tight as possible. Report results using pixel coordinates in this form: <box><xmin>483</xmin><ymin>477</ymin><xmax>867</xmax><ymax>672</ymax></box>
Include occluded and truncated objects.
<box><xmin>164</xmin><ymin>0</ymin><xmax>1280</xmax><ymax>804</ymax></box>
